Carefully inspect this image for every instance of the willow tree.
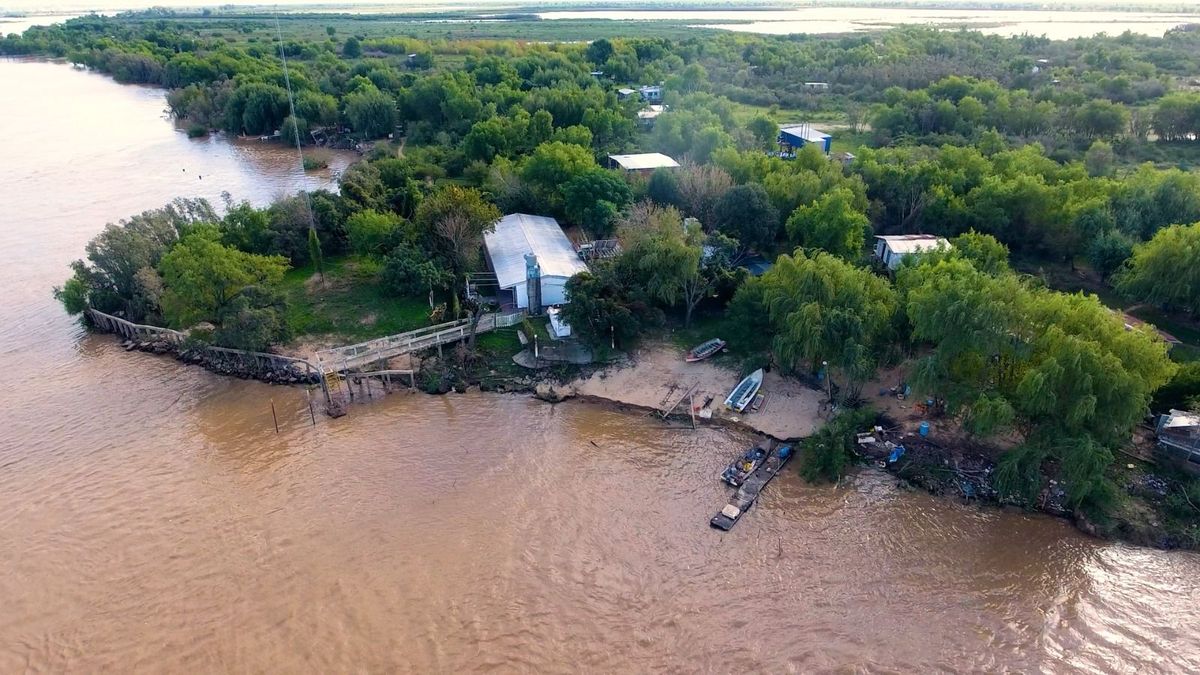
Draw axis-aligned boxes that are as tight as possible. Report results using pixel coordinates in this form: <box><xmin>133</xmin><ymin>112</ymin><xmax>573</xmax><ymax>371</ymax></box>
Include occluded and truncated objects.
<box><xmin>899</xmin><ymin>255</ymin><xmax>1177</xmax><ymax>512</ymax></box>
<box><xmin>1116</xmin><ymin>221</ymin><xmax>1200</xmax><ymax>315</ymax></box>
<box><xmin>616</xmin><ymin>202</ymin><xmax>737</xmax><ymax>327</ymax></box>
<box><xmin>754</xmin><ymin>250</ymin><xmax>897</xmax><ymax>399</ymax></box>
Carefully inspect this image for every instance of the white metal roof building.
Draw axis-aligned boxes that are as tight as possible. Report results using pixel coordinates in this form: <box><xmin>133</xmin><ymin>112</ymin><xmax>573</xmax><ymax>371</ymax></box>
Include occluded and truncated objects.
<box><xmin>483</xmin><ymin>213</ymin><xmax>589</xmax><ymax>310</ymax></box>
<box><xmin>873</xmin><ymin>234</ymin><xmax>950</xmax><ymax>270</ymax></box>
<box><xmin>608</xmin><ymin>152</ymin><xmax>680</xmax><ymax>172</ymax></box>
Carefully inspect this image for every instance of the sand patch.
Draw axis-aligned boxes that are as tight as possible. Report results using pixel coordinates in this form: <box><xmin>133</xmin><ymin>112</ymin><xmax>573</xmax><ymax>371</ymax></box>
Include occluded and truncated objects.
<box><xmin>571</xmin><ymin>340</ymin><xmax>823</xmax><ymax>440</ymax></box>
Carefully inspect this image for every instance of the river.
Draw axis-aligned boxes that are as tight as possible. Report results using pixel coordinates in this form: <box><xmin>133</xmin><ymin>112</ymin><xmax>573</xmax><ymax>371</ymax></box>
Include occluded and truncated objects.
<box><xmin>2</xmin><ymin>58</ymin><xmax>1200</xmax><ymax>672</ymax></box>
<box><xmin>538</xmin><ymin>7</ymin><xmax>1200</xmax><ymax>39</ymax></box>
<box><xmin>6</xmin><ymin>3</ymin><xmax>1200</xmax><ymax>40</ymax></box>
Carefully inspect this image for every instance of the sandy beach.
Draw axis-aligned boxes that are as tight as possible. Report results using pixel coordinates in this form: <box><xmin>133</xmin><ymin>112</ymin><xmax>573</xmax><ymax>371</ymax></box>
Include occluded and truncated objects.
<box><xmin>570</xmin><ymin>340</ymin><xmax>825</xmax><ymax>440</ymax></box>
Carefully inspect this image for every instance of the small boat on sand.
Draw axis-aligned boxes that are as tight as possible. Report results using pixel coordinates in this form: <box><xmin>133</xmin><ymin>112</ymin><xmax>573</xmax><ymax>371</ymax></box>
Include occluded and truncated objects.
<box><xmin>720</xmin><ymin>443</ymin><xmax>768</xmax><ymax>486</ymax></box>
<box><xmin>686</xmin><ymin>338</ymin><xmax>726</xmax><ymax>362</ymax></box>
<box><xmin>724</xmin><ymin>368</ymin><xmax>763</xmax><ymax>413</ymax></box>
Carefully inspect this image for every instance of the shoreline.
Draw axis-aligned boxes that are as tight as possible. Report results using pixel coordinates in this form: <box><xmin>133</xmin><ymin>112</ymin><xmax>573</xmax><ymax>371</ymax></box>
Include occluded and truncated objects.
<box><xmin>106</xmin><ymin>328</ymin><xmax>1196</xmax><ymax>552</ymax></box>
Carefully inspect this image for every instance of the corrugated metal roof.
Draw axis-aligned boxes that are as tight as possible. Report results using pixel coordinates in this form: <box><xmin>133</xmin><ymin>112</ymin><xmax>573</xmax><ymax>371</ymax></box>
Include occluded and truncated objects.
<box><xmin>608</xmin><ymin>153</ymin><xmax>680</xmax><ymax>170</ymax></box>
<box><xmin>876</xmin><ymin>234</ymin><xmax>949</xmax><ymax>255</ymax></box>
<box><xmin>779</xmin><ymin>124</ymin><xmax>831</xmax><ymax>142</ymax></box>
<box><xmin>483</xmin><ymin>214</ymin><xmax>589</xmax><ymax>290</ymax></box>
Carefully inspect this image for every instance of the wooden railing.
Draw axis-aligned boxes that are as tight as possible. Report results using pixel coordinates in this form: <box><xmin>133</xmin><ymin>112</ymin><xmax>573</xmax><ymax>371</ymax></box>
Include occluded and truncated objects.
<box><xmin>314</xmin><ymin>310</ymin><xmax>526</xmax><ymax>374</ymax></box>
<box><xmin>85</xmin><ymin>308</ymin><xmax>325</xmax><ymax>397</ymax></box>
<box><xmin>86</xmin><ymin>307</ymin><xmax>526</xmax><ymax>405</ymax></box>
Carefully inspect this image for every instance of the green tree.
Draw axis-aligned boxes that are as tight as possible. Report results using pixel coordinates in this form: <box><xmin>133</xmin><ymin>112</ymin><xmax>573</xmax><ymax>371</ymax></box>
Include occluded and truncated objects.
<box><xmin>562</xmin><ymin>265</ymin><xmax>661</xmax><ymax>348</ymax></box>
<box><xmin>413</xmin><ymin>186</ymin><xmax>501</xmax><ymax>275</ymax></box>
<box><xmin>617</xmin><ymin>202</ymin><xmax>693</xmax><ymax>302</ymax></box>
<box><xmin>951</xmin><ymin>230</ymin><xmax>1010</xmax><ymax>275</ymax></box>
<box><xmin>1087</xmin><ymin>229</ymin><xmax>1132</xmax><ymax>281</ymax></box>
<box><xmin>224</xmin><ymin>82</ymin><xmax>287</xmax><ymax>135</ymax></box>
<box><xmin>344</xmin><ymin>86</ymin><xmax>396</xmax><ymax>139</ymax></box>
<box><xmin>519</xmin><ymin>141</ymin><xmax>598</xmax><ymax>214</ymax></box>
<box><xmin>382</xmin><ymin>243</ymin><xmax>453</xmax><ymax>301</ymax></box>
<box><xmin>158</xmin><ymin>230</ymin><xmax>289</xmax><ymax>328</ymax></box>
<box><xmin>585</xmin><ymin>38</ymin><xmax>614</xmax><ymax>65</ymax></box>
<box><xmin>784</xmin><ymin>187</ymin><xmax>868</xmax><ymax>260</ymax></box>
<box><xmin>562</xmin><ymin>168</ymin><xmax>632</xmax><ymax>236</ymax></box>
<box><xmin>342</xmin><ymin>36</ymin><xmax>361</xmax><ymax>58</ymax></box>
<box><xmin>213</xmin><ymin>285</ymin><xmax>291</xmax><ymax>351</ymax></box>
<box><xmin>755</xmin><ymin>250</ymin><xmax>898</xmax><ymax>397</ymax></box>
<box><xmin>1116</xmin><ymin>222</ymin><xmax>1200</xmax><ymax>314</ymax></box>
<box><xmin>714</xmin><ymin>183</ymin><xmax>778</xmax><ymax>252</ymax></box>
<box><xmin>63</xmin><ymin>198</ymin><xmax>216</xmax><ymax>318</ymax></box>
<box><xmin>1083</xmin><ymin>139</ymin><xmax>1115</xmax><ymax>177</ymax></box>
<box><xmin>745</xmin><ymin>114</ymin><xmax>778</xmax><ymax>151</ymax></box>
<box><xmin>900</xmin><ymin>257</ymin><xmax>1177</xmax><ymax>512</ymax></box>
<box><xmin>800</xmin><ymin>408</ymin><xmax>878</xmax><ymax>483</ymax></box>
<box><xmin>345</xmin><ymin>209</ymin><xmax>402</xmax><ymax>257</ymax></box>
<box><xmin>280</xmin><ymin>115</ymin><xmax>308</xmax><ymax>148</ymax></box>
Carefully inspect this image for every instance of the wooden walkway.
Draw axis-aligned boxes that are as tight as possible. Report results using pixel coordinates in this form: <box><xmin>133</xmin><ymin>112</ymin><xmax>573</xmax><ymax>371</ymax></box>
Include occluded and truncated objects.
<box><xmin>86</xmin><ymin>307</ymin><xmax>524</xmax><ymax>406</ymax></box>
<box><xmin>313</xmin><ymin>311</ymin><xmax>525</xmax><ymax>376</ymax></box>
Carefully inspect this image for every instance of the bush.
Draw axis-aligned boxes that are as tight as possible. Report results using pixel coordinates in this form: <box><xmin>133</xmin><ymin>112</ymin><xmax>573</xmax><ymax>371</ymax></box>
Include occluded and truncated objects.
<box><xmin>345</xmin><ymin>209</ymin><xmax>402</xmax><ymax>257</ymax></box>
<box><xmin>382</xmin><ymin>243</ymin><xmax>451</xmax><ymax>297</ymax></box>
<box><xmin>186</xmin><ymin>123</ymin><xmax>208</xmax><ymax>138</ymax></box>
<box><xmin>799</xmin><ymin>407</ymin><xmax>877</xmax><ymax>483</ymax></box>
<box><xmin>302</xmin><ymin>148</ymin><xmax>332</xmax><ymax>171</ymax></box>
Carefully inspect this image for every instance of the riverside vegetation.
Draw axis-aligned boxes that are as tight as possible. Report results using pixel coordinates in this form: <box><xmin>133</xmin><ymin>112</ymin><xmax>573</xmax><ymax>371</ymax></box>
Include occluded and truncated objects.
<box><xmin>12</xmin><ymin>11</ymin><xmax>1200</xmax><ymax>542</ymax></box>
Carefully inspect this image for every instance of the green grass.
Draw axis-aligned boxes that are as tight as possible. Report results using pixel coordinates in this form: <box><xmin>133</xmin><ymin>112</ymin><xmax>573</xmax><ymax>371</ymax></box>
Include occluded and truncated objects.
<box><xmin>280</xmin><ymin>255</ymin><xmax>432</xmax><ymax>344</ymax></box>
<box><xmin>475</xmin><ymin>327</ymin><xmax>527</xmax><ymax>377</ymax></box>
<box><xmin>1128</xmin><ymin>306</ymin><xmax>1200</xmax><ymax>346</ymax></box>
<box><xmin>830</xmin><ymin>131</ymin><xmax>872</xmax><ymax>155</ymax></box>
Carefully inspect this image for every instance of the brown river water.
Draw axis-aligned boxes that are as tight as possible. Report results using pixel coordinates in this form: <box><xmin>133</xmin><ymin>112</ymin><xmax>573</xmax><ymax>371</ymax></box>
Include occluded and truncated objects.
<box><xmin>2</xmin><ymin>58</ymin><xmax>1200</xmax><ymax>672</ymax></box>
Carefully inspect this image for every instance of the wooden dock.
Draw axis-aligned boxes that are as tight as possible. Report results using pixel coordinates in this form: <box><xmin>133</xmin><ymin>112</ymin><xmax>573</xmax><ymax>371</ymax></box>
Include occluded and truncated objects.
<box><xmin>710</xmin><ymin>443</ymin><xmax>793</xmax><ymax>531</ymax></box>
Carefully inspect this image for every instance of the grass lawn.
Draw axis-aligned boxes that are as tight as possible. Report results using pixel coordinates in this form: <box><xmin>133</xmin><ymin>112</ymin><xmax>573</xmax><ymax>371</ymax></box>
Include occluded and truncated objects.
<box><xmin>830</xmin><ymin>131</ymin><xmax>872</xmax><ymax>155</ymax></box>
<box><xmin>475</xmin><ymin>328</ymin><xmax>527</xmax><ymax>377</ymax></box>
<box><xmin>280</xmin><ymin>255</ymin><xmax>432</xmax><ymax>344</ymax></box>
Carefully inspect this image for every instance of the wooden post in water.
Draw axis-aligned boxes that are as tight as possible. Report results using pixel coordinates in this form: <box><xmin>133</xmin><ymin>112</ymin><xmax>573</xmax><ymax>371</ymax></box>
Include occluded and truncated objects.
<box><xmin>305</xmin><ymin>387</ymin><xmax>316</xmax><ymax>426</ymax></box>
<box><xmin>270</xmin><ymin>399</ymin><xmax>279</xmax><ymax>434</ymax></box>
<box><xmin>690</xmin><ymin>392</ymin><xmax>696</xmax><ymax>430</ymax></box>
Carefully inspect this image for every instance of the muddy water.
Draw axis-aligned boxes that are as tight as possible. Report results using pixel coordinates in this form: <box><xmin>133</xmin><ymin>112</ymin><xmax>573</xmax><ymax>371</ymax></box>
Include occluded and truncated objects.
<box><xmin>2</xmin><ymin>59</ymin><xmax>1200</xmax><ymax>672</ymax></box>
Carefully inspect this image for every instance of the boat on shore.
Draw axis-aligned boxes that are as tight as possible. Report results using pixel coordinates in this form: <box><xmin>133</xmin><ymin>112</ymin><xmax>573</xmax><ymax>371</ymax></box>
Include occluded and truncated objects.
<box><xmin>710</xmin><ymin>444</ymin><xmax>793</xmax><ymax>531</ymax></box>
<box><xmin>719</xmin><ymin>443</ymin><xmax>769</xmax><ymax>487</ymax></box>
<box><xmin>724</xmin><ymin>368</ymin><xmax>763</xmax><ymax>413</ymax></box>
<box><xmin>685</xmin><ymin>338</ymin><xmax>726</xmax><ymax>362</ymax></box>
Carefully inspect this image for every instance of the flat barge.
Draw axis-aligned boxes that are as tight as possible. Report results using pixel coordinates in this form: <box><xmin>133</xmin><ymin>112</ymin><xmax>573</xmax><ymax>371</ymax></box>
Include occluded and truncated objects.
<box><xmin>710</xmin><ymin>444</ymin><xmax>793</xmax><ymax>531</ymax></box>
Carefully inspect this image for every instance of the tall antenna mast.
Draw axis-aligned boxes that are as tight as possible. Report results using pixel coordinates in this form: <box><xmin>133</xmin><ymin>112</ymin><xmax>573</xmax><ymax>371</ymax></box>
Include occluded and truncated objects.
<box><xmin>274</xmin><ymin>10</ymin><xmax>319</xmax><ymax>238</ymax></box>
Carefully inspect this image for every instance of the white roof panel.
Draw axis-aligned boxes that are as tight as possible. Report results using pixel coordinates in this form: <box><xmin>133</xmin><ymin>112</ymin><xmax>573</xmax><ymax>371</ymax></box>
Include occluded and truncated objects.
<box><xmin>484</xmin><ymin>213</ymin><xmax>589</xmax><ymax>290</ymax></box>
<box><xmin>608</xmin><ymin>153</ymin><xmax>680</xmax><ymax>170</ymax></box>
<box><xmin>876</xmin><ymin>234</ymin><xmax>949</xmax><ymax>255</ymax></box>
<box><xmin>779</xmin><ymin>124</ymin><xmax>832</xmax><ymax>142</ymax></box>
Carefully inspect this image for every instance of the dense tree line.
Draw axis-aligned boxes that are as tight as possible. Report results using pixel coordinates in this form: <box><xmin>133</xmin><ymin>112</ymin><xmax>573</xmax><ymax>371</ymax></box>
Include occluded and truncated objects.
<box><xmin>40</xmin><ymin>14</ymin><xmax>1200</xmax><ymax>519</ymax></box>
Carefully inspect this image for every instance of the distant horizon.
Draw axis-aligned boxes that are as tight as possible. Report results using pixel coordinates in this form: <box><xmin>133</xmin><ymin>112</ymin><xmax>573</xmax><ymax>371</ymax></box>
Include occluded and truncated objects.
<box><xmin>4</xmin><ymin>0</ymin><xmax>1199</xmax><ymax>19</ymax></box>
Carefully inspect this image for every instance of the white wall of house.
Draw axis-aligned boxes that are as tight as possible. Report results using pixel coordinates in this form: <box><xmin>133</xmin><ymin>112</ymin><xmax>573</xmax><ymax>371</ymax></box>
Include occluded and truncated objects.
<box><xmin>508</xmin><ymin>276</ymin><xmax>572</xmax><ymax>309</ymax></box>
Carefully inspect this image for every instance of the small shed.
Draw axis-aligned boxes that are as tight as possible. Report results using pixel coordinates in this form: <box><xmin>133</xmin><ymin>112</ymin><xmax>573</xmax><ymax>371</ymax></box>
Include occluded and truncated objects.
<box><xmin>778</xmin><ymin>124</ymin><xmax>832</xmax><ymax>155</ymax></box>
<box><xmin>637</xmin><ymin>104</ymin><xmax>666</xmax><ymax>126</ymax></box>
<box><xmin>803</xmin><ymin>82</ymin><xmax>830</xmax><ymax>91</ymax></box>
<box><xmin>1156</xmin><ymin>409</ymin><xmax>1200</xmax><ymax>475</ymax></box>
<box><xmin>638</xmin><ymin>85</ymin><xmax>664</xmax><ymax>103</ymax></box>
<box><xmin>873</xmin><ymin>234</ymin><xmax>949</xmax><ymax>270</ymax></box>
<box><xmin>608</xmin><ymin>152</ymin><xmax>680</xmax><ymax>174</ymax></box>
<box><xmin>617</xmin><ymin>87</ymin><xmax>638</xmax><ymax>101</ymax></box>
<box><xmin>483</xmin><ymin>214</ymin><xmax>589</xmax><ymax>311</ymax></box>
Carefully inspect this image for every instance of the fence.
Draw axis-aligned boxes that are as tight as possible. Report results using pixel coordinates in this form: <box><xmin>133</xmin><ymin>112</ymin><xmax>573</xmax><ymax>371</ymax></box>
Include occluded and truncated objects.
<box><xmin>87</xmin><ymin>307</ymin><xmax>526</xmax><ymax>407</ymax></box>
<box><xmin>85</xmin><ymin>308</ymin><xmax>326</xmax><ymax>398</ymax></box>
